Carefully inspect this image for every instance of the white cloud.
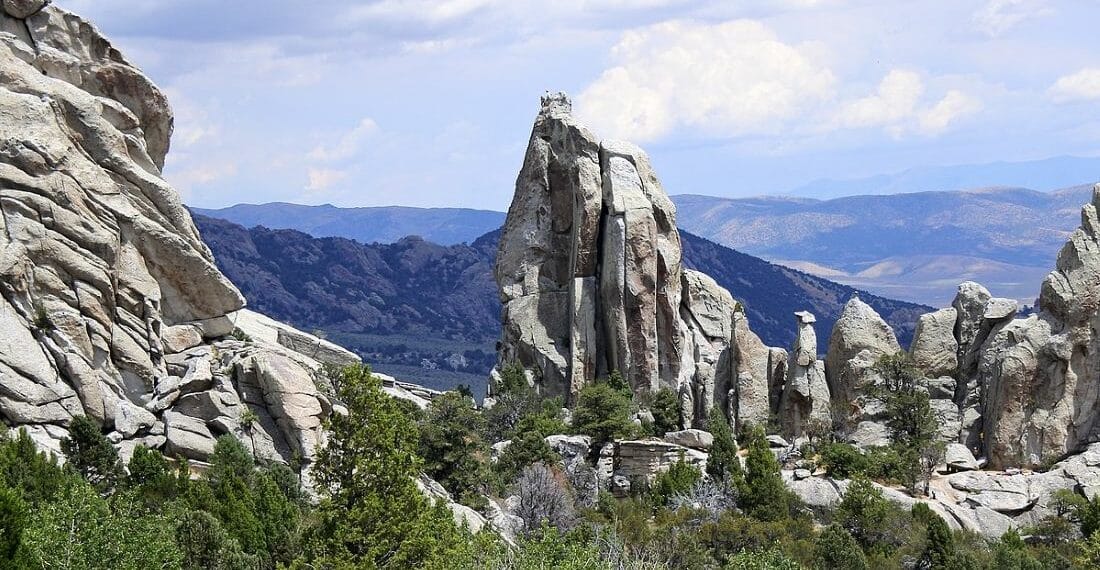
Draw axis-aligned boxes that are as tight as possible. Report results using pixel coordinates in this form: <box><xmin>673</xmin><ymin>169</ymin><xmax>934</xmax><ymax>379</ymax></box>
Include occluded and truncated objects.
<box><xmin>1048</xmin><ymin>68</ymin><xmax>1100</xmax><ymax>103</ymax></box>
<box><xmin>305</xmin><ymin>168</ymin><xmax>348</xmax><ymax>192</ymax></box>
<box><xmin>832</xmin><ymin>72</ymin><xmax>981</xmax><ymax>137</ymax></box>
<box><xmin>307</xmin><ymin>118</ymin><xmax>379</xmax><ymax>162</ymax></box>
<box><xmin>972</xmin><ymin>0</ymin><xmax>1051</xmax><ymax>37</ymax></box>
<box><xmin>918</xmin><ymin>90</ymin><xmax>983</xmax><ymax>135</ymax></box>
<box><xmin>835</xmin><ymin>70</ymin><xmax>924</xmax><ymax>130</ymax></box>
<box><xmin>576</xmin><ymin>19</ymin><xmax>837</xmax><ymax>142</ymax></box>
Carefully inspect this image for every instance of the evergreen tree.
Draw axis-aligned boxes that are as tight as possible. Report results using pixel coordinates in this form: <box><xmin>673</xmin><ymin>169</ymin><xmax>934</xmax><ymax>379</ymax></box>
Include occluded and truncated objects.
<box><xmin>739</xmin><ymin>425</ymin><xmax>792</xmax><ymax>521</ymax></box>
<box><xmin>303</xmin><ymin>364</ymin><xmax>471</xmax><ymax>568</ymax></box>
<box><xmin>175</xmin><ymin>509</ymin><xmax>256</xmax><ymax>570</ymax></box>
<box><xmin>572</xmin><ymin>375</ymin><xmax>636</xmax><ymax>447</ymax></box>
<box><xmin>419</xmin><ymin>390</ymin><xmax>491</xmax><ymax>509</ymax></box>
<box><xmin>0</xmin><ymin>484</ymin><xmax>26</xmax><ymax>569</ymax></box>
<box><xmin>813</xmin><ymin>524</ymin><xmax>868</xmax><ymax>570</ymax></box>
<box><xmin>127</xmin><ymin>445</ymin><xmax>185</xmax><ymax>507</ymax></box>
<box><xmin>921</xmin><ymin>513</ymin><xmax>955</xmax><ymax>569</ymax></box>
<box><xmin>0</xmin><ymin>429</ymin><xmax>68</xmax><ymax>506</ymax></box>
<box><xmin>18</xmin><ymin>480</ymin><xmax>181</xmax><ymax>569</ymax></box>
<box><xmin>836</xmin><ymin>476</ymin><xmax>891</xmax><ymax>551</ymax></box>
<box><xmin>61</xmin><ymin>416</ymin><xmax>123</xmax><ymax>493</ymax></box>
<box><xmin>649</xmin><ymin>388</ymin><xmax>681</xmax><ymax>436</ymax></box>
<box><xmin>705</xmin><ymin>408</ymin><xmax>743</xmax><ymax>486</ymax></box>
<box><xmin>495</xmin><ymin>412</ymin><xmax>561</xmax><ymax>484</ymax></box>
<box><xmin>874</xmin><ymin>353</ymin><xmax>944</xmax><ymax>495</ymax></box>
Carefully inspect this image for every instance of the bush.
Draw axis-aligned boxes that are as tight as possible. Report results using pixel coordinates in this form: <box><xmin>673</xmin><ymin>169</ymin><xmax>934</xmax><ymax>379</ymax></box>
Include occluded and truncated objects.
<box><xmin>572</xmin><ymin>376</ymin><xmax>635</xmax><ymax>447</ymax></box>
<box><xmin>419</xmin><ymin>391</ymin><xmax>491</xmax><ymax>509</ymax></box>
<box><xmin>813</xmin><ymin>524</ymin><xmax>868</xmax><ymax>570</ymax></box>
<box><xmin>740</xmin><ymin>426</ymin><xmax>797</xmax><ymax>522</ymax></box>
<box><xmin>725</xmin><ymin>547</ymin><xmax>803</xmax><ymax>569</ymax></box>
<box><xmin>649</xmin><ymin>457</ymin><xmax>702</xmax><ymax>508</ymax></box>
<box><xmin>514</xmin><ymin>463</ymin><xmax>576</xmax><ymax>535</ymax></box>
<box><xmin>819</xmin><ymin>442</ymin><xmax>869</xmax><ymax>479</ymax></box>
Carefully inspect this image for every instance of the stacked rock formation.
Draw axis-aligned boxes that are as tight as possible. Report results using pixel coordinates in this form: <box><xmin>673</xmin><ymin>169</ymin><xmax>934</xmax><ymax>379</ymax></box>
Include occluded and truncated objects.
<box><xmin>779</xmin><ymin>311</ymin><xmax>830</xmax><ymax>438</ymax></box>
<box><xmin>0</xmin><ymin>2</ymin><xmax>365</xmax><ymax>474</ymax></box>
<box><xmin>494</xmin><ymin>94</ymin><xmax>783</xmax><ymax>429</ymax></box>
<box><xmin>824</xmin><ymin>186</ymin><xmax>1100</xmax><ymax>469</ymax></box>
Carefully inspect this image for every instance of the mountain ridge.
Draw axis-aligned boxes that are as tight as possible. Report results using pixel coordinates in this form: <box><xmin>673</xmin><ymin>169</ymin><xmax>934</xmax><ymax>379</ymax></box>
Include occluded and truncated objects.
<box><xmin>192</xmin><ymin>212</ymin><xmax>930</xmax><ymax>394</ymax></box>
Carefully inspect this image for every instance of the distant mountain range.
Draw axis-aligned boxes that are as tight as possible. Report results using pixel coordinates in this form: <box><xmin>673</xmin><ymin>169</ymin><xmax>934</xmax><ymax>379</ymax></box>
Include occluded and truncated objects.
<box><xmin>784</xmin><ymin>155</ymin><xmax>1100</xmax><ymax>199</ymax></box>
<box><xmin>193</xmin><ymin>214</ymin><xmax>928</xmax><ymax>393</ymax></box>
<box><xmin>191</xmin><ymin>202</ymin><xmax>505</xmax><ymax>245</ymax></box>
<box><xmin>670</xmin><ymin>185</ymin><xmax>1093</xmax><ymax>307</ymax></box>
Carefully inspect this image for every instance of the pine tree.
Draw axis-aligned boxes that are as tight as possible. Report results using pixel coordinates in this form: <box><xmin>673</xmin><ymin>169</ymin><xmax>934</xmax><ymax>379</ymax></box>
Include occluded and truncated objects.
<box><xmin>922</xmin><ymin>514</ymin><xmax>955</xmax><ymax>569</ymax></box>
<box><xmin>813</xmin><ymin>524</ymin><xmax>868</xmax><ymax>570</ymax></box>
<box><xmin>705</xmin><ymin>408</ymin><xmax>743</xmax><ymax>486</ymax></box>
<box><xmin>419</xmin><ymin>390</ymin><xmax>491</xmax><ymax>509</ymax></box>
<box><xmin>61</xmin><ymin>416</ymin><xmax>123</xmax><ymax>494</ymax></box>
<box><xmin>739</xmin><ymin>425</ymin><xmax>791</xmax><ymax>521</ymax></box>
<box><xmin>303</xmin><ymin>364</ymin><xmax>472</xmax><ymax>568</ymax></box>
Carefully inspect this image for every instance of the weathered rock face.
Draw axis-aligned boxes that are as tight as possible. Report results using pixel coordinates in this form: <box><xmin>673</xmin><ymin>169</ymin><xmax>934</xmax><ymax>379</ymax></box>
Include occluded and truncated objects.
<box><xmin>0</xmin><ymin>4</ymin><xmax>354</xmax><ymax>475</ymax></box>
<box><xmin>974</xmin><ymin>186</ymin><xmax>1100</xmax><ymax>467</ymax></box>
<box><xmin>909</xmin><ymin>307</ymin><xmax>958</xmax><ymax>378</ymax></box>
<box><xmin>779</xmin><ymin>311</ymin><xmax>830</xmax><ymax>438</ymax></box>
<box><xmin>825</xmin><ymin>297</ymin><xmax>902</xmax><ymax>405</ymax></box>
<box><xmin>824</xmin><ymin>297</ymin><xmax>901</xmax><ymax>442</ymax></box>
<box><xmin>495</xmin><ymin>94</ymin><xmax>780</xmax><ymax>430</ymax></box>
<box><xmin>890</xmin><ymin>186</ymin><xmax>1100</xmax><ymax>468</ymax></box>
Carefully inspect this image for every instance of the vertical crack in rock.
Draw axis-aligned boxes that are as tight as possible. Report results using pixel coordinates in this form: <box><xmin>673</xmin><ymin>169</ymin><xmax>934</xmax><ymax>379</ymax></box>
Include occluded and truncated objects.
<box><xmin>494</xmin><ymin>93</ymin><xmax>781</xmax><ymax>428</ymax></box>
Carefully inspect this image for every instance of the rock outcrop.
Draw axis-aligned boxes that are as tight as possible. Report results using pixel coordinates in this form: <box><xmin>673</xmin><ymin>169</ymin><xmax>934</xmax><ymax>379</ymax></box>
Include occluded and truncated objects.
<box><xmin>909</xmin><ymin>307</ymin><xmax>958</xmax><ymax>378</ymax></box>
<box><xmin>888</xmin><ymin>186</ymin><xmax>1100</xmax><ymax>468</ymax></box>
<box><xmin>0</xmin><ymin>3</ymin><xmax>362</xmax><ymax>477</ymax></box>
<box><xmin>494</xmin><ymin>94</ymin><xmax>782</xmax><ymax>430</ymax></box>
<box><xmin>824</xmin><ymin>297</ymin><xmax>901</xmax><ymax>445</ymax></box>
<box><xmin>975</xmin><ymin>186</ymin><xmax>1100</xmax><ymax>467</ymax></box>
<box><xmin>779</xmin><ymin>311</ymin><xmax>830</xmax><ymax>438</ymax></box>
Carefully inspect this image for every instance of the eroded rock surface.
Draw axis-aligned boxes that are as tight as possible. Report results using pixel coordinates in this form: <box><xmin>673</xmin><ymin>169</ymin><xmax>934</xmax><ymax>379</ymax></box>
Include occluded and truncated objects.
<box><xmin>0</xmin><ymin>4</ymin><xmax>361</xmax><ymax>478</ymax></box>
<box><xmin>494</xmin><ymin>94</ymin><xmax>781</xmax><ymax>431</ymax></box>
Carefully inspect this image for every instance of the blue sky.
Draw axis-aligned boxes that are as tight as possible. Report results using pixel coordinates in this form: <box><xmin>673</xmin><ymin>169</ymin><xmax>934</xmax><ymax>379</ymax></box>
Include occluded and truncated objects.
<box><xmin>62</xmin><ymin>0</ymin><xmax>1100</xmax><ymax>210</ymax></box>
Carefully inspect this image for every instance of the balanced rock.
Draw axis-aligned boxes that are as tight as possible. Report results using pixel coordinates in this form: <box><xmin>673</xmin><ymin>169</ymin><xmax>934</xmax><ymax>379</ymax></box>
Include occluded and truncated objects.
<box><xmin>779</xmin><ymin>311</ymin><xmax>830</xmax><ymax>438</ymax></box>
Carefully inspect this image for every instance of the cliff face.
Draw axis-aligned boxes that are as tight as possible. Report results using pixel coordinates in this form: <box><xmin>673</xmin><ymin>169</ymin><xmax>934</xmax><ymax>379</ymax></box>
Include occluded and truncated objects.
<box><xmin>0</xmin><ymin>2</ymin><xmax>351</xmax><ymax>473</ymax></box>
<box><xmin>494</xmin><ymin>95</ymin><xmax>1100</xmax><ymax>468</ymax></box>
<box><xmin>494</xmin><ymin>94</ymin><xmax>786</xmax><ymax>430</ymax></box>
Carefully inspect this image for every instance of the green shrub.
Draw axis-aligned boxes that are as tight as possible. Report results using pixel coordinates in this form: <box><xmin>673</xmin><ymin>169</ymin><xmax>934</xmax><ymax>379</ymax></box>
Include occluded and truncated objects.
<box><xmin>725</xmin><ymin>547</ymin><xmax>803</xmax><ymax>569</ymax></box>
<box><xmin>819</xmin><ymin>442</ymin><xmax>868</xmax><ymax>479</ymax></box>
<box><xmin>813</xmin><ymin>524</ymin><xmax>868</xmax><ymax>570</ymax></box>
<box><xmin>649</xmin><ymin>457</ymin><xmax>702</xmax><ymax>507</ymax></box>
<box><xmin>572</xmin><ymin>375</ymin><xmax>636</xmax><ymax>447</ymax></box>
<box><xmin>740</xmin><ymin>426</ymin><xmax>797</xmax><ymax>522</ymax></box>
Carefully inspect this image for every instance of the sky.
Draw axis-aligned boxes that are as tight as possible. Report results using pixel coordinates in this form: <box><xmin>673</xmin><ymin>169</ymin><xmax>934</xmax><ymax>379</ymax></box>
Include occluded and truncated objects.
<box><xmin>61</xmin><ymin>0</ymin><xmax>1100</xmax><ymax>210</ymax></box>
